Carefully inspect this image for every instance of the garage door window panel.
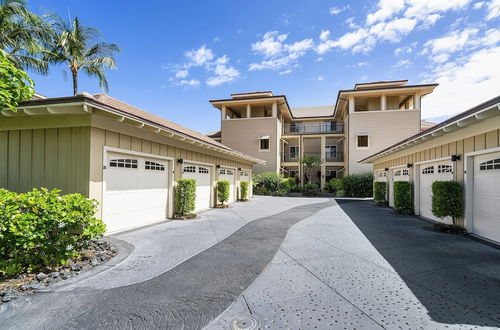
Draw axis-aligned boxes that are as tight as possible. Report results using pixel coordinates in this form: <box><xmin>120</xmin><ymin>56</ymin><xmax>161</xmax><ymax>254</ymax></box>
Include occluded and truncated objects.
<box><xmin>479</xmin><ymin>158</ymin><xmax>500</xmax><ymax>170</ymax></box>
<box><xmin>183</xmin><ymin>166</ymin><xmax>196</xmax><ymax>173</ymax></box>
<box><xmin>145</xmin><ymin>161</ymin><xmax>165</xmax><ymax>171</ymax></box>
<box><xmin>110</xmin><ymin>158</ymin><xmax>138</xmax><ymax>169</ymax></box>
<box><xmin>422</xmin><ymin>166</ymin><xmax>434</xmax><ymax>174</ymax></box>
<box><xmin>438</xmin><ymin>164</ymin><xmax>453</xmax><ymax>173</ymax></box>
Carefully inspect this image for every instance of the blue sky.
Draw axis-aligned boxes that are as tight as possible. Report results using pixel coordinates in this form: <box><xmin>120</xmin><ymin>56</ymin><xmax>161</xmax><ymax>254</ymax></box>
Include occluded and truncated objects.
<box><xmin>28</xmin><ymin>0</ymin><xmax>500</xmax><ymax>133</ymax></box>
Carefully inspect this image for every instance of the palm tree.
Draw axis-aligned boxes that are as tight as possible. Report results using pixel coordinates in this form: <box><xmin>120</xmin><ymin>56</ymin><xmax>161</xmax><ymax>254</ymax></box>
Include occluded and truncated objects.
<box><xmin>46</xmin><ymin>16</ymin><xmax>120</xmax><ymax>95</ymax></box>
<box><xmin>0</xmin><ymin>0</ymin><xmax>53</xmax><ymax>74</ymax></box>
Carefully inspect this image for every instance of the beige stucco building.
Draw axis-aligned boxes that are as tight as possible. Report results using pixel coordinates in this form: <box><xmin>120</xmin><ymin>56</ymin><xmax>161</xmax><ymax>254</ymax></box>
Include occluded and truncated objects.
<box><xmin>0</xmin><ymin>93</ymin><xmax>262</xmax><ymax>234</ymax></box>
<box><xmin>209</xmin><ymin>80</ymin><xmax>438</xmax><ymax>189</ymax></box>
<box><xmin>361</xmin><ymin>96</ymin><xmax>500</xmax><ymax>244</ymax></box>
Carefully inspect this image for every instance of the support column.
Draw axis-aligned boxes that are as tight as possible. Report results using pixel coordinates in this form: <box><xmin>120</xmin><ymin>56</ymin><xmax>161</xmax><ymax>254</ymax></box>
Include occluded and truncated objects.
<box><xmin>320</xmin><ymin>136</ymin><xmax>326</xmax><ymax>190</ymax></box>
<box><xmin>348</xmin><ymin>96</ymin><xmax>355</xmax><ymax>113</ymax></box>
<box><xmin>221</xmin><ymin>105</ymin><xmax>226</xmax><ymax>120</ymax></box>
<box><xmin>381</xmin><ymin>94</ymin><xmax>387</xmax><ymax>111</ymax></box>
<box><xmin>272</xmin><ymin>101</ymin><xmax>277</xmax><ymax>117</ymax></box>
<box><xmin>246</xmin><ymin>104</ymin><xmax>251</xmax><ymax>118</ymax></box>
<box><xmin>299</xmin><ymin>135</ymin><xmax>304</xmax><ymax>187</ymax></box>
<box><xmin>414</xmin><ymin>92</ymin><xmax>421</xmax><ymax>110</ymax></box>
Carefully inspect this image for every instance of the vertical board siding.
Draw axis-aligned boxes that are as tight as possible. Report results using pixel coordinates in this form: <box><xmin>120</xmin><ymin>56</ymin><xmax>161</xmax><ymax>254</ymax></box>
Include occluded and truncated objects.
<box><xmin>0</xmin><ymin>128</ymin><xmax>90</xmax><ymax>195</ymax></box>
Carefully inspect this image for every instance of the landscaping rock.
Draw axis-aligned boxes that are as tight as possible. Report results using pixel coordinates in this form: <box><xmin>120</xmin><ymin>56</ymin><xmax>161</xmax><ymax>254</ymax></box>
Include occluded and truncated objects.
<box><xmin>91</xmin><ymin>258</ymin><xmax>99</xmax><ymax>267</ymax></box>
<box><xmin>36</xmin><ymin>272</ymin><xmax>48</xmax><ymax>281</ymax></box>
<box><xmin>1</xmin><ymin>290</ymin><xmax>20</xmax><ymax>302</ymax></box>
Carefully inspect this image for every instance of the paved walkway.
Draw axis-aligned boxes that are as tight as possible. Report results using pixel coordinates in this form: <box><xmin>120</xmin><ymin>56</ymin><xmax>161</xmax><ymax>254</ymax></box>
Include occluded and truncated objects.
<box><xmin>208</xmin><ymin>200</ymin><xmax>500</xmax><ymax>329</ymax></box>
<box><xmin>0</xmin><ymin>197</ymin><xmax>331</xmax><ymax>329</ymax></box>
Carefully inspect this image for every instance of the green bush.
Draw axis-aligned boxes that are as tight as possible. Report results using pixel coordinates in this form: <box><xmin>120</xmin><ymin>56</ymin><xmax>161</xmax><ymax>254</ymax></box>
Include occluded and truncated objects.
<box><xmin>240</xmin><ymin>181</ymin><xmax>249</xmax><ymax>201</ymax></box>
<box><xmin>432</xmin><ymin>181</ymin><xmax>463</xmax><ymax>225</ymax></box>
<box><xmin>302</xmin><ymin>183</ymin><xmax>320</xmax><ymax>197</ymax></box>
<box><xmin>253</xmin><ymin>172</ymin><xmax>289</xmax><ymax>196</ymax></box>
<box><xmin>324</xmin><ymin>178</ymin><xmax>343</xmax><ymax>194</ymax></box>
<box><xmin>0</xmin><ymin>188</ymin><xmax>105</xmax><ymax>276</ymax></box>
<box><xmin>341</xmin><ymin>173</ymin><xmax>373</xmax><ymax>197</ymax></box>
<box><xmin>217</xmin><ymin>180</ymin><xmax>230</xmax><ymax>205</ymax></box>
<box><xmin>373</xmin><ymin>182</ymin><xmax>387</xmax><ymax>205</ymax></box>
<box><xmin>175</xmin><ymin>179</ymin><xmax>196</xmax><ymax>216</ymax></box>
<box><xmin>393</xmin><ymin>181</ymin><xmax>413</xmax><ymax>214</ymax></box>
<box><xmin>282</xmin><ymin>177</ymin><xmax>298</xmax><ymax>192</ymax></box>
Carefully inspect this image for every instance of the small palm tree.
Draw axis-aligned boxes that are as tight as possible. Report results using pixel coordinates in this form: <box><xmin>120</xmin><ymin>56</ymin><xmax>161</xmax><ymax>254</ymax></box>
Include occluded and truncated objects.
<box><xmin>46</xmin><ymin>16</ymin><xmax>120</xmax><ymax>95</ymax></box>
<box><xmin>0</xmin><ymin>0</ymin><xmax>53</xmax><ymax>74</ymax></box>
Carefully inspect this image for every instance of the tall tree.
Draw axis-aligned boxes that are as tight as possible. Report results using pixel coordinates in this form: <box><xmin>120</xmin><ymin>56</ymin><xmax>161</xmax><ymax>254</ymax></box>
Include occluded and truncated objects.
<box><xmin>0</xmin><ymin>0</ymin><xmax>53</xmax><ymax>74</ymax></box>
<box><xmin>46</xmin><ymin>16</ymin><xmax>120</xmax><ymax>95</ymax></box>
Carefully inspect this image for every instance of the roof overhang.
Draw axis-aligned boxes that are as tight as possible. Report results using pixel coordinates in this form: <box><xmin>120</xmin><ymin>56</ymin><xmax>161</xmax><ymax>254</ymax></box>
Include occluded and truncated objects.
<box><xmin>2</xmin><ymin>97</ymin><xmax>265</xmax><ymax>165</ymax></box>
<box><xmin>359</xmin><ymin>96</ymin><xmax>500</xmax><ymax>164</ymax></box>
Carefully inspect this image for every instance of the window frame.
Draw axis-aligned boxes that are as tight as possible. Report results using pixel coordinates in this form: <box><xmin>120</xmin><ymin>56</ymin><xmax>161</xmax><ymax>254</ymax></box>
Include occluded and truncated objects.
<box><xmin>289</xmin><ymin>146</ymin><xmax>300</xmax><ymax>159</ymax></box>
<box><xmin>259</xmin><ymin>137</ymin><xmax>270</xmax><ymax>151</ymax></box>
<box><xmin>356</xmin><ymin>134</ymin><xmax>369</xmax><ymax>149</ymax></box>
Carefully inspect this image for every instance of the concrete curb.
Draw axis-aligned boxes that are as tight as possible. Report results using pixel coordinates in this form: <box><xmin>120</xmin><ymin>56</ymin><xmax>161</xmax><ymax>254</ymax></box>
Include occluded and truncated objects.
<box><xmin>39</xmin><ymin>237</ymin><xmax>134</xmax><ymax>293</ymax></box>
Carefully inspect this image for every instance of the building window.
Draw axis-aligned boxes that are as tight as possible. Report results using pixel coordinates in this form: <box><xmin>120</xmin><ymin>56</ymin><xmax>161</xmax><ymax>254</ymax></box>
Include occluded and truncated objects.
<box><xmin>402</xmin><ymin>169</ymin><xmax>409</xmax><ymax>176</ymax></box>
<box><xmin>438</xmin><ymin>164</ymin><xmax>453</xmax><ymax>173</ymax></box>
<box><xmin>378</xmin><ymin>171</ymin><xmax>387</xmax><ymax>178</ymax></box>
<box><xmin>289</xmin><ymin>170</ymin><xmax>299</xmax><ymax>178</ymax></box>
<box><xmin>240</xmin><ymin>171</ymin><xmax>248</xmax><ymax>176</ymax></box>
<box><xmin>219</xmin><ymin>169</ymin><xmax>226</xmax><ymax>175</ymax></box>
<box><xmin>479</xmin><ymin>158</ymin><xmax>500</xmax><ymax>171</ymax></box>
<box><xmin>289</xmin><ymin>146</ymin><xmax>299</xmax><ymax>159</ymax></box>
<box><xmin>183</xmin><ymin>166</ymin><xmax>196</xmax><ymax>173</ymax></box>
<box><xmin>394</xmin><ymin>170</ymin><xmax>401</xmax><ymax>176</ymax></box>
<box><xmin>109</xmin><ymin>158</ymin><xmax>138</xmax><ymax>169</ymax></box>
<box><xmin>226</xmin><ymin>170</ymin><xmax>234</xmax><ymax>175</ymax></box>
<box><xmin>259</xmin><ymin>136</ymin><xmax>270</xmax><ymax>151</ymax></box>
<box><xmin>357</xmin><ymin>133</ymin><xmax>369</xmax><ymax>148</ymax></box>
<box><xmin>422</xmin><ymin>166</ymin><xmax>434</xmax><ymax>174</ymax></box>
<box><xmin>325</xmin><ymin>145</ymin><xmax>337</xmax><ymax>158</ymax></box>
<box><xmin>199</xmin><ymin>167</ymin><xmax>209</xmax><ymax>174</ymax></box>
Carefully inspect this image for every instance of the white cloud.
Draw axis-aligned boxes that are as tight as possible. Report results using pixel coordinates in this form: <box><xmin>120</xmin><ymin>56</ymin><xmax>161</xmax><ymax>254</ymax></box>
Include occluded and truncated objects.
<box><xmin>403</xmin><ymin>0</ymin><xmax>471</xmax><ymax>20</ymax></box>
<box><xmin>345</xmin><ymin>17</ymin><xmax>359</xmax><ymax>29</ymax></box>
<box><xmin>422</xmin><ymin>46</ymin><xmax>500</xmax><ymax>119</ymax></box>
<box><xmin>319</xmin><ymin>30</ymin><xmax>330</xmax><ymax>42</ymax></box>
<box><xmin>279</xmin><ymin>69</ymin><xmax>292</xmax><ymax>75</ymax></box>
<box><xmin>486</xmin><ymin>0</ymin><xmax>500</xmax><ymax>20</ymax></box>
<box><xmin>185</xmin><ymin>45</ymin><xmax>214</xmax><ymax>67</ymax></box>
<box><xmin>206</xmin><ymin>55</ymin><xmax>241</xmax><ymax>87</ymax></box>
<box><xmin>249</xmin><ymin>31</ymin><xmax>314</xmax><ymax>72</ymax></box>
<box><xmin>175</xmin><ymin>79</ymin><xmax>200</xmax><ymax>87</ymax></box>
<box><xmin>317</xmin><ymin>75</ymin><xmax>326</xmax><ymax>81</ymax></box>
<box><xmin>366</xmin><ymin>0</ymin><xmax>405</xmax><ymax>25</ymax></box>
<box><xmin>350</xmin><ymin>61</ymin><xmax>369</xmax><ymax>67</ymax></box>
<box><xmin>394</xmin><ymin>41</ymin><xmax>417</xmax><ymax>55</ymax></box>
<box><xmin>175</xmin><ymin>69</ymin><xmax>188</xmax><ymax>78</ymax></box>
<box><xmin>329</xmin><ymin>5</ymin><xmax>349</xmax><ymax>15</ymax></box>
<box><xmin>392</xmin><ymin>59</ymin><xmax>413</xmax><ymax>68</ymax></box>
<box><xmin>473</xmin><ymin>1</ymin><xmax>485</xmax><ymax>9</ymax></box>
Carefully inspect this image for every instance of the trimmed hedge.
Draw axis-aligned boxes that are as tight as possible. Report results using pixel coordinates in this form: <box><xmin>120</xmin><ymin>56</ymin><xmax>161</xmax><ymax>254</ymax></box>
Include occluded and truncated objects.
<box><xmin>432</xmin><ymin>181</ymin><xmax>463</xmax><ymax>225</ymax></box>
<box><xmin>217</xmin><ymin>180</ymin><xmax>230</xmax><ymax>205</ymax></box>
<box><xmin>0</xmin><ymin>188</ymin><xmax>105</xmax><ymax>276</ymax></box>
<box><xmin>393</xmin><ymin>181</ymin><xmax>413</xmax><ymax>214</ymax></box>
<box><xmin>175</xmin><ymin>179</ymin><xmax>196</xmax><ymax>216</ymax></box>
<box><xmin>341</xmin><ymin>173</ymin><xmax>373</xmax><ymax>197</ymax></box>
<box><xmin>373</xmin><ymin>181</ymin><xmax>387</xmax><ymax>205</ymax></box>
<box><xmin>240</xmin><ymin>181</ymin><xmax>249</xmax><ymax>201</ymax></box>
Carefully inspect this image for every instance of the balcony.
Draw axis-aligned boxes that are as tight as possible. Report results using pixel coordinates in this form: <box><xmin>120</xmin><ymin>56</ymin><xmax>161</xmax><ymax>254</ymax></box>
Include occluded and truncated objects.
<box><xmin>281</xmin><ymin>151</ymin><xmax>344</xmax><ymax>163</ymax></box>
<box><xmin>283</xmin><ymin>122</ymin><xmax>344</xmax><ymax>135</ymax></box>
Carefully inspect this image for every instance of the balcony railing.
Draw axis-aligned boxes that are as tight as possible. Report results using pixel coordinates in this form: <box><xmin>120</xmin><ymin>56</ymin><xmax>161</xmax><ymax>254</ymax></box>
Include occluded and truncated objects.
<box><xmin>281</xmin><ymin>152</ymin><xmax>344</xmax><ymax>162</ymax></box>
<box><xmin>283</xmin><ymin>122</ymin><xmax>344</xmax><ymax>135</ymax></box>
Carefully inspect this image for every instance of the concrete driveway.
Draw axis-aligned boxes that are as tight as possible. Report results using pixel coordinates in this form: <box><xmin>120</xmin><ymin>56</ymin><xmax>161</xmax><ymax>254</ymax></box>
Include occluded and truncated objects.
<box><xmin>1</xmin><ymin>197</ymin><xmax>500</xmax><ymax>329</ymax></box>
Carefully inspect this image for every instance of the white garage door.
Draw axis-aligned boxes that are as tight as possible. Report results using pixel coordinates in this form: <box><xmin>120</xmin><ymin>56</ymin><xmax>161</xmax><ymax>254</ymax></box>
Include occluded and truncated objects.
<box><xmin>473</xmin><ymin>153</ymin><xmax>500</xmax><ymax>243</ymax></box>
<box><xmin>182</xmin><ymin>164</ymin><xmax>211</xmax><ymax>212</ymax></box>
<box><xmin>389</xmin><ymin>168</ymin><xmax>409</xmax><ymax>207</ymax></box>
<box><xmin>239</xmin><ymin>170</ymin><xmax>251</xmax><ymax>200</ymax></box>
<box><xmin>375</xmin><ymin>170</ymin><xmax>387</xmax><ymax>182</ymax></box>
<box><xmin>419</xmin><ymin>161</ymin><xmax>453</xmax><ymax>222</ymax></box>
<box><xmin>104</xmin><ymin>153</ymin><xmax>168</xmax><ymax>234</ymax></box>
<box><xmin>219</xmin><ymin>169</ymin><xmax>236</xmax><ymax>203</ymax></box>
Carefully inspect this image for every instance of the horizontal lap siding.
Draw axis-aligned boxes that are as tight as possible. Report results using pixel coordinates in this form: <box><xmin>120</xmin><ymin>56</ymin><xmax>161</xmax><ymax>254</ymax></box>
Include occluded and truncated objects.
<box><xmin>0</xmin><ymin>127</ymin><xmax>90</xmax><ymax>195</ymax></box>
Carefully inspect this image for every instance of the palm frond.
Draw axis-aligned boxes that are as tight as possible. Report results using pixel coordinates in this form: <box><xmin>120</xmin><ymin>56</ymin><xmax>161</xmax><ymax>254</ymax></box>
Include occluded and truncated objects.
<box><xmin>83</xmin><ymin>65</ymin><xmax>109</xmax><ymax>91</ymax></box>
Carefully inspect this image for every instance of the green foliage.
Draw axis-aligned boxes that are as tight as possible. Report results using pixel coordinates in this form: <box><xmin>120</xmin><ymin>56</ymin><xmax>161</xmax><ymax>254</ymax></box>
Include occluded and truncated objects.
<box><xmin>0</xmin><ymin>188</ymin><xmax>105</xmax><ymax>276</ymax></box>
<box><xmin>45</xmin><ymin>16</ymin><xmax>120</xmax><ymax>95</ymax></box>
<box><xmin>175</xmin><ymin>179</ymin><xmax>196</xmax><ymax>216</ymax></box>
<box><xmin>300</xmin><ymin>156</ymin><xmax>323</xmax><ymax>184</ymax></box>
<box><xmin>217</xmin><ymin>180</ymin><xmax>230</xmax><ymax>205</ymax></box>
<box><xmin>373</xmin><ymin>182</ymin><xmax>387</xmax><ymax>205</ymax></box>
<box><xmin>434</xmin><ymin>222</ymin><xmax>467</xmax><ymax>234</ymax></box>
<box><xmin>393</xmin><ymin>181</ymin><xmax>413</xmax><ymax>214</ymax></box>
<box><xmin>324</xmin><ymin>178</ymin><xmax>343</xmax><ymax>194</ymax></box>
<box><xmin>302</xmin><ymin>183</ymin><xmax>320</xmax><ymax>197</ymax></box>
<box><xmin>239</xmin><ymin>181</ymin><xmax>249</xmax><ymax>201</ymax></box>
<box><xmin>282</xmin><ymin>177</ymin><xmax>298</xmax><ymax>192</ymax></box>
<box><xmin>431</xmin><ymin>181</ymin><xmax>463</xmax><ymax>225</ymax></box>
<box><xmin>341</xmin><ymin>173</ymin><xmax>373</xmax><ymax>197</ymax></box>
<box><xmin>253</xmin><ymin>172</ymin><xmax>289</xmax><ymax>196</ymax></box>
<box><xmin>0</xmin><ymin>50</ymin><xmax>35</xmax><ymax>111</ymax></box>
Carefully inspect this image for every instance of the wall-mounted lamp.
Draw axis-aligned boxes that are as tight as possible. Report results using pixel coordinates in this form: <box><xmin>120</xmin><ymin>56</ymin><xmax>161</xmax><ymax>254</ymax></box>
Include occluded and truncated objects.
<box><xmin>238</xmin><ymin>168</ymin><xmax>242</xmax><ymax>171</ymax></box>
<box><xmin>407</xmin><ymin>163</ymin><xmax>413</xmax><ymax>168</ymax></box>
<box><xmin>177</xmin><ymin>159</ymin><xmax>183</xmax><ymax>164</ymax></box>
<box><xmin>451</xmin><ymin>155</ymin><xmax>461</xmax><ymax>162</ymax></box>
<box><xmin>215</xmin><ymin>164</ymin><xmax>221</xmax><ymax>169</ymax></box>
<box><xmin>384</xmin><ymin>168</ymin><xmax>389</xmax><ymax>171</ymax></box>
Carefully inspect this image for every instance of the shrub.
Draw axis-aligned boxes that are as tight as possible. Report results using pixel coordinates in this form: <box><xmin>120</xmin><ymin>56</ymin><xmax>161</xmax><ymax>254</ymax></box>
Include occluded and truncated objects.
<box><xmin>253</xmin><ymin>172</ymin><xmax>289</xmax><ymax>196</ymax></box>
<box><xmin>217</xmin><ymin>180</ymin><xmax>230</xmax><ymax>205</ymax></box>
<box><xmin>432</xmin><ymin>181</ymin><xmax>463</xmax><ymax>225</ymax></box>
<box><xmin>325</xmin><ymin>178</ymin><xmax>343</xmax><ymax>194</ymax></box>
<box><xmin>0</xmin><ymin>188</ymin><xmax>105</xmax><ymax>276</ymax></box>
<box><xmin>240</xmin><ymin>181</ymin><xmax>249</xmax><ymax>201</ymax></box>
<box><xmin>341</xmin><ymin>173</ymin><xmax>373</xmax><ymax>197</ymax></box>
<box><xmin>434</xmin><ymin>222</ymin><xmax>467</xmax><ymax>234</ymax></box>
<box><xmin>282</xmin><ymin>177</ymin><xmax>298</xmax><ymax>192</ymax></box>
<box><xmin>393</xmin><ymin>181</ymin><xmax>413</xmax><ymax>214</ymax></box>
<box><xmin>175</xmin><ymin>179</ymin><xmax>196</xmax><ymax>216</ymax></box>
<box><xmin>373</xmin><ymin>182</ymin><xmax>387</xmax><ymax>205</ymax></box>
<box><xmin>302</xmin><ymin>183</ymin><xmax>320</xmax><ymax>197</ymax></box>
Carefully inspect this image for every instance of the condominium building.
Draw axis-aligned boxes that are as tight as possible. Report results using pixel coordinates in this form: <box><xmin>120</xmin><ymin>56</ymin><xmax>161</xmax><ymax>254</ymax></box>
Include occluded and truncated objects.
<box><xmin>209</xmin><ymin>80</ymin><xmax>438</xmax><ymax>189</ymax></box>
